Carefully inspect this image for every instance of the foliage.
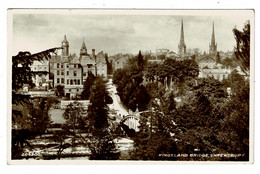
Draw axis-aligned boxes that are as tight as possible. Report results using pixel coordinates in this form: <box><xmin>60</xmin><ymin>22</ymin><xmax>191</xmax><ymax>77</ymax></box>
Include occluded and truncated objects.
<box><xmin>87</xmin><ymin>131</ymin><xmax>119</xmax><ymax>160</ymax></box>
<box><xmin>87</xmin><ymin>77</ymin><xmax>112</xmax><ymax>132</ymax></box>
<box><xmin>12</xmin><ymin>48</ymin><xmax>61</xmax><ymax>159</ymax></box>
<box><xmin>113</xmin><ymin>51</ymin><xmax>150</xmax><ymax>111</ymax></box>
<box><xmin>216</xmin><ymin>51</ymin><xmax>221</xmax><ymax>64</ymax></box>
<box><xmin>81</xmin><ymin>72</ymin><xmax>96</xmax><ymax>100</ymax></box>
<box><xmin>221</xmin><ymin>56</ymin><xmax>239</xmax><ymax>69</ymax></box>
<box><xmin>55</xmin><ymin>85</ymin><xmax>64</xmax><ymax>97</ymax></box>
<box><xmin>12</xmin><ymin>48</ymin><xmax>60</xmax><ymax>92</ymax></box>
<box><xmin>145</xmin><ymin>58</ymin><xmax>199</xmax><ymax>96</ymax></box>
<box><xmin>233</xmin><ymin>20</ymin><xmax>250</xmax><ymax>75</ymax></box>
<box><xmin>216</xmin><ymin>71</ymin><xmax>249</xmax><ymax>160</ymax></box>
<box><xmin>84</xmin><ymin>76</ymin><xmax>118</xmax><ymax>159</ymax></box>
<box><xmin>130</xmin><ymin>102</ymin><xmax>177</xmax><ymax>160</ymax></box>
<box><xmin>105</xmin><ymin>53</ymin><xmax>113</xmax><ymax>75</ymax></box>
<box><xmin>63</xmin><ymin>102</ymin><xmax>87</xmax><ymax>131</ymax></box>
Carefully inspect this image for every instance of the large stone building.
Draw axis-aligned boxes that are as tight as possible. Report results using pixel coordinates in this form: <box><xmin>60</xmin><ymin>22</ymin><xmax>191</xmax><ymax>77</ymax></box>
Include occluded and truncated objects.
<box><xmin>49</xmin><ymin>35</ymin><xmax>108</xmax><ymax>98</ymax></box>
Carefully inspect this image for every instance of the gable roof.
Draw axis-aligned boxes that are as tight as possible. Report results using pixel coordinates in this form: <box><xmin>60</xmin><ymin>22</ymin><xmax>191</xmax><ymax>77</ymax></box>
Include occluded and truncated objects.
<box><xmin>197</xmin><ymin>55</ymin><xmax>215</xmax><ymax>62</ymax></box>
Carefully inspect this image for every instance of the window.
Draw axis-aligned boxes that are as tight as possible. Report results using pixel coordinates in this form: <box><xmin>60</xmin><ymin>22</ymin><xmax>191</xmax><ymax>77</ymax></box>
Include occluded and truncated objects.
<box><xmin>57</xmin><ymin>70</ymin><xmax>60</xmax><ymax>75</ymax></box>
<box><xmin>78</xmin><ymin>79</ymin><xmax>80</xmax><ymax>85</ymax></box>
<box><xmin>67</xmin><ymin>65</ymin><xmax>69</xmax><ymax>68</ymax></box>
<box><xmin>67</xmin><ymin>79</ymin><xmax>69</xmax><ymax>84</ymax></box>
<box><xmin>69</xmin><ymin>89</ymin><xmax>71</xmax><ymax>92</ymax></box>
<box><xmin>77</xmin><ymin>88</ymin><xmax>79</xmax><ymax>92</ymax></box>
<box><xmin>74</xmin><ymin>79</ymin><xmax>77</xmax><ymax>85</ymax></box>
<box><xmin>45</xmin><ymin>67</ymin><xmax>47</xmax><ymax>70</ymax></box>
<box><xmin>57</xmin><ymin>78</ymin><xmax>60</xmax><ymax>83</ymax></box>
<box><xmin>61</xmin><ymin>78</ymin><xmax>64</xmax><ymax>84</ymax></box>
<box><xmin>67</xmin><ymin>71</ymin><xmax>69</xmax><ymax>76</ymax></box>
<box><xmin>61</xmin><ymin>71</ymin><xmax>64</xmax><ymax>75</ymax></box>
<box><xmin>61</xmin><ymin>63</ymin><xmax>64</xmax><ymax>68</ymax></box>
<box><xmin>70</xmin><ymin>79</ymin><xmax>73</xmax><ymax>85</ymax></box>
<box><xmin>74</xmin><ymin>71</ymin><xmax>77</xmax><ymax>76</ymax></box>
<box><xmin>39</xmin><ymin>67</ymin><xmax>42</xmax><ymax>70</ymax></box>
<box><xmin>74</xmin><ymin>64</ymin><xmax>77</xmax><ymax>68</ymax></box>
<box><xmin>83</xmin><ymin>72</ymin><xmax>86</xmax><ymax>76</ymax></box>
<box><xmin>57</xmin><ymin>63</ymin><xmax>60</xmax><ymax>68</ymax></box>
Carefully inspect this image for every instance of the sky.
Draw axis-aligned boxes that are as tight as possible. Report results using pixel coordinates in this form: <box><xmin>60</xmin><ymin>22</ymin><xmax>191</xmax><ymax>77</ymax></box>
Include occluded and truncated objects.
<box><xmin>11</xmin><ymin>10</ymin><xmax>253</xmax><ymax>56</ymax></box>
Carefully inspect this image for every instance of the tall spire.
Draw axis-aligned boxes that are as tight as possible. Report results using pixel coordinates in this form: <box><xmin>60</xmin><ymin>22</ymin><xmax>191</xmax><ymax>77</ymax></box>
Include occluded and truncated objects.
<box><xmin>64</xmin><ymin>35</ymin><xmax>67</xmax><ymax>42</ymax></box>
<box><xmin>180</xmin><ymin>20</ymin><xmax>185</xmax><ymax>45</ymax></box>
<box><xmin>178</xmin><ymin>19</ymin><xmax>186</xmax><ymax>57</ymax></box>
<box><xmin>209</xmin><ymin>22</ymin><xmax>217</xmax><ymax>55</ymax></box>
<box><xmin>211</xmin><ymin>22</ymin><xmax>215</xmax><ymax>45</ymax></box>
<box><xmin>81</xmin><ymin>37</ymin><xmax>86</xmax><ymax>49</ymax></box>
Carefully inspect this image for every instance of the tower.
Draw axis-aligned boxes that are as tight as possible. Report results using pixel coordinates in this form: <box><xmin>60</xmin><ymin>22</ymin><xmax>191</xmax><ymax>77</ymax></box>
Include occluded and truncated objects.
<box><xmin>178</xmin><ymin>20</ymin><xmax>186</xmax><ymax>57</ymax></box>
<box><xmin>209</xmin><ymin>22</ymin><xmax>217</xmax><ymax>55</ymax></box>
<box><xmin>61</xmin><ymin>35</ymin><xmax>69</xmax><ymax>57</ymax></box>
<box><xmin>80</xmin><ymin>37</ymin><xmax>88</xmax><ymax>57</ymax></box>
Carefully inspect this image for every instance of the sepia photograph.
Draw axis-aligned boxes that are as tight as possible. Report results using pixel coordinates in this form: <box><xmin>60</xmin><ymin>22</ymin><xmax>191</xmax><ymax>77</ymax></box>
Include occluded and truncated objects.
<box><xmin>8</xmin><ymin>9</ymin><xmax>254</xmax><ymax>164</ymax></box>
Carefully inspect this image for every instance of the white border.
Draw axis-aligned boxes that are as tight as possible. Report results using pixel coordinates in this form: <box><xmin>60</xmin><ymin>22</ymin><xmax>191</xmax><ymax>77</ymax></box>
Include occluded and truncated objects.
<box><xmin>1</xmin><ymin>0</ymin><xmax>259</xmax><ymax>174</ymax></box>
<box><xmin>7</xmin><ymin>8</ymin><xmax>255</xmax><ymax>165</ymax></box>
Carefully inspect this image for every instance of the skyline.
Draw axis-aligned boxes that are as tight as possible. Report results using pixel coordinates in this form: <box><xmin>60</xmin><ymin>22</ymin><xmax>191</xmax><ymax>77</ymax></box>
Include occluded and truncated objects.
<box><xmin>11</xmin><ymin>10</ymin><xmax>252</xmax><ymax>56</ymax></box>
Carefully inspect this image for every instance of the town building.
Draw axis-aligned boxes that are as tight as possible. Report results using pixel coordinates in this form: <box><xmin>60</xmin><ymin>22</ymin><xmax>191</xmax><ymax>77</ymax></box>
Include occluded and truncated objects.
<box><xmin>113</xmin><ymin>54</ymin><xmax>131</xmax><ymax>71</ymax></box>
<box><xmin>96</xmin><ymin>51</ymin><xmax>108</xmax><ymax>78</ymax></box>
<box><xmin>199</xmin><ymin>68</ymin><xmax>231</xmax><ymax>81</ymax></box>
<box><xmin>196</xmin><ymin>55</ymin><xmax>217</xmax><ymax>69</ymax></box>
<box><xmin>30</xmin><ymin>60</ymin><xmax>50</xmax><ymax>88</ymax></box>
<box><xmin>49</xmin><ymin>36</ymin><xmax>108</xmax><ymax>98</ymax></box>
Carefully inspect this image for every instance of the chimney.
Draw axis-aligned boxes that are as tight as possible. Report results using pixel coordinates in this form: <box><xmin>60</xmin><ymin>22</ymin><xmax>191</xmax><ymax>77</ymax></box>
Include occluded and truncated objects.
<box><xmin>92</xmin><ymin>49</ymin><xmax>95</xmax><ymax>56</ymax></box>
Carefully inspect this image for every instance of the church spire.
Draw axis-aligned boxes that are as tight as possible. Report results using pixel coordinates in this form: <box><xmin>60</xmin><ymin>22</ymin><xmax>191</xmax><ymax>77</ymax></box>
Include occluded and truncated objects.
<box><xmin>209</xmin><ymin>22</ymin><xmax>217</xmax><ymax>55</ymax></box>
<box><xmin>211</xmin><ymin>22</ymin><xmax>215</xmax><ymax>46</ymax></box>
<box><xmin>64</xmin><ymin>35</ymin><xmax>68</xmax><ymax>42</ymax></box>
<box><xmin>81</xmin><ymin>37</ymin><xmax>86</xmax><ymax>50</ymax></box>
<box><xmin>178</xmin><ymin>19</ymin><xmax>186</xmax><ymax>57</ymax></box>
<box><xmin>80</xmin><ymin>37</ymin><xmax>87</xmax><ymax>57</ymax></box>
<box><xmin>180</xmin><ymin>20</ymin><xmax>185</xmax><ymax>45</ymax></box>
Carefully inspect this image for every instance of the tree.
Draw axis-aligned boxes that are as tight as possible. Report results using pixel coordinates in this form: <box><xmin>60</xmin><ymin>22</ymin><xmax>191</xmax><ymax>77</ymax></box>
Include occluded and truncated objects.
<box><xmin>130</xmin><ymin>103</ymin><xmax>177</xmax><ymax>160</ymax></box>
<box><xmin>63</xmin><ymin>102</ymin><xmax>87</xmax><ymax>132</ymax></box>
<box><xmin>233</xmin><ymin>20</ymin><xmax>250</xmax><ymax>75</ymax></box>
<box><xmin>12</xmin><ymin>47</ymin><xmax>61</xmax><ymax>159</ymax></box>
<box><xmin>216</xmin><ymin>51</ymin><xmax>221</xmax><ymax>64</ymax></box>
<box><xmin>81</xmin><ymin>72</ymin><xmax>96</xmax><ymax>100</ymax></box>
<box><xmin>55</xmin><ymin>85</ymin><xmax>64</xmax><ymax>97</ymax></box>
<box><xmin>137</xmin><ymin>50</ymin><xmax>145</xmax><ymax>69</ymax></box>
<box><xmin>216</xmin><ymin>70</ymin><xmax>249</xmax><ymax>161</ymax></box>
<box><xmin>105</xmin><ymin>53</ymin><xmax>113</xmax><ymax>75</ymax></box>
<box><xmin>86</xmin><ymin>77</ymin><xmax>118</xmax><ymax>159</ymax></box>
<box><xmin>87</xmin><ymin>77</ymin><xmax>111</xmax><ymax>132</ymax></box>
<box><xmin>113</xmin><ymin>51</ymin><xmax>150</xmax><ymax>112</ymax></box>
<box><xmin>61</xmin><ymin>101</ymin><xmax>87</xmax><ymax>152</ymax></box>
